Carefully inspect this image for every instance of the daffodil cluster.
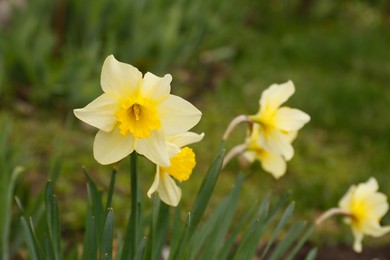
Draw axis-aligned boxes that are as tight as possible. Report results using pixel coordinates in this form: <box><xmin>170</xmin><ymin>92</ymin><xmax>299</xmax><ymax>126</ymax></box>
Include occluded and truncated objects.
<box><xmin>74</xmin><ymin>55</ymin><xmax>202</xmax><ymax>206</ymax></box>
<box><xmin>224</xmin><ymin>81</ymin><xmax>310</xmax><ymax>178</ymax></box>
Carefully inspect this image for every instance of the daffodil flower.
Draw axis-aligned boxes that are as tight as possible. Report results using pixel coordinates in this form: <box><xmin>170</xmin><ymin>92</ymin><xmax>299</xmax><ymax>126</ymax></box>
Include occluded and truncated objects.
<box><xmin>147</xmin><ymin>132</ymin><xmax>204</xmax><ymax>206</ymax></box>
<box><xmin>74</xmin><ymin>55</ymin><xmax>202</xmax><ymax>166</ymax></box>
<box><xmin>241</xmin><ymin>124</ymin><xmax>297</xmax><ymax>179</ymax></box>
<box><xmin>249</xmin><ymin>81</ymin><xmax>310</xmax><ymax>160</ymax></box>
<box><xmin>338</xmin><ymin>177</ymin><xmax>390</xmax><ymax>252</ymax></box>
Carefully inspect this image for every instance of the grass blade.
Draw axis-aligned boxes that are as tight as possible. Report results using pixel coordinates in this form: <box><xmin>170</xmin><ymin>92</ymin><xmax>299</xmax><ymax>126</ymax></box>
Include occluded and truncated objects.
<box><xmin>45</xmin><ymin>181</ymin><xmax>61</xmax><ymax>260</ymax></box>
<box><xmin>100</xmin><ymin>208</ymin><xmax>114</xmax><ymax>260</ymax></box>
<box><xmin>260</xmin><ymin>202</ymin><xmax>295</xmax><ymax>259</ymax></box>
<box><xmin>269</xmin><ymin>221</ymin><xmax>307</xmax><ymax>260</ymax></box>
<box><xmin>188</xmin><ymin>142</ymin><xmax>225</xmax><ymax>237</ymax></box>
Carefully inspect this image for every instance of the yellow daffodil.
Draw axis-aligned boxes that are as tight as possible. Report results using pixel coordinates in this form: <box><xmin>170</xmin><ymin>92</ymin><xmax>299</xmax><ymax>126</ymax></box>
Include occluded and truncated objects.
<box><xmin>249</xmin><ymin>81</ymin><xmax>310</xmax><ymax>160</ymax></box>
<box><xmin>74</xmin><ymin>55</ymin><xmax>202</xmax><ymax>166</ymax></box>
<box><xmin>339</xmin><ymin>177</ymin><xmax>390</xmax><ymax>252</ymax></box>
<box><xmin>241</xmin><ymin>124</ymin><xmax>297</xmax><ymax>179</ymax></box>
<box><xmin>147</xmin><ymin>132</ymin><xmax>204</xmax><ymax>206</ymax></box>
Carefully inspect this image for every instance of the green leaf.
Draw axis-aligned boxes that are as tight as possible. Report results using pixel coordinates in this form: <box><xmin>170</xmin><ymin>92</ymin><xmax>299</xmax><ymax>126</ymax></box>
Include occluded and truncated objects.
<box><xmin>45</xmin><ymin>181</ymin><xmax>61</xmax><ymax>260</ymax></box>
<box><xmin>286</xmin><ymin>224</ymin><xmax>316</xmax><ymax>260</ymax></box>
<box><xmin>100</xmin><ymin>208</ymin><xmax>114</xmax><ymax>260</ymax></box>
<box><xmin>20</xmin><ymin>217</ymin><xmax>40</xmax><ymax>260</ymax></box>
<box><xmin>83</xmin><ymin>169</ymin><xmax>105</xmax><ymax>242</ymax></box>
<box><xmin>190</xmin><ymin>174</ymin><xmax>243</xmax><ymax>260</ymax></box>
<box><xmin>305</xmin><ymin>248</ymin><xmax>318</xmax><ymax>260</ymax></box>
<box><xmin>215</xmin><ymin>203</ymin><xmax>257</xmax><ymax>260</ymax></box>
<box><xmin>169</xmin><ymin>212</ymin><xmax>191</xmax><ymax>260</ymax></box>
<box><xmin>188</xmin><ymin>142</ymin><xmax>225</xmax><ymax>237</ymax></box>
<box><xmin>268</xmin><ymin>221</ymin><xmax>307</xmax><ymax>260</ymax></box>
<box><xmin>260</xmin><ymin>202</ymin><xmax>295</xmax><ymax>259</ymax></box>
<box><xmin>82</xmin><ymin>203</ymin><xmax>97</xmax><ymax>260</ymax></box>
<box><xmin>232</xmin><ymin>196</ymin><xmax>271</xmax><ymax>260</ymax></box>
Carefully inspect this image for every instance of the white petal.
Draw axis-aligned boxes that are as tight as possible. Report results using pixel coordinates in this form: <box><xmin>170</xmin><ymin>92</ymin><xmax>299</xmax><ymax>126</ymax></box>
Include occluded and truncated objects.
<box><xmin>352</xmin><ymin>227</ymin><xmax>364</xmax><ymax>253</ymax></box>
<box><xmin>158</xmin><ymin>95</ymin><xmax>202</xmax><ymax>135</ymax></box>
<box><xmin>147</xmin><ymin>166</ymin><xmax>160</xmax><ymax>198</ymax></box>
<box><xmin>94</xmin><ymin>128</ymin><xmax>134</xmax><ymax>165</ymax></box>
<box><xmin>260</xmin><ymin>80</ymin><xmax>295</xmax><ymax>112</ymax></box>
<box><xmin>156</xmin><ymin>169</ymin><xmax>182</xmax><ymax>207</ymax></box>
<box><xmin>259</xmin><ymin>127</ymin><xmax>294</xmax><ymax>160</ymax></box>
<box><xmin>100</xmin><ymin>55</ymin><xmax>142</xmax><ymax>97</ymax></box>
<box><xmin>260</xmin><ymin>151</ymin><xmax>287</xmax><ymax>179</ymax></box>
<box><xmin>135</xmin><ymin>130</ymin><xmax>170</xmax><ymax>167</ymax></box>
<box><xmin>141</xmin><ymin>72</ymin><xmax>172</xmax><ymax>101</ymax></box>
<box><xmin>74</xmin><ymin>93</ymin><xmax>119</xmax><ymax>131</ymax></box>
<box><xmin>166</xmin><ymin>132</ymin><xmax>205</xmax><ymax>148</ymax></box>
<box><xmin>274</xmin><ymin>107</ymin><xmax>310</xmax><ymax>131</ymax></box>
<box><xmin>242</xmin><ymin>151</ymin><xmax>256</xmax><ymax>163</ymax></box>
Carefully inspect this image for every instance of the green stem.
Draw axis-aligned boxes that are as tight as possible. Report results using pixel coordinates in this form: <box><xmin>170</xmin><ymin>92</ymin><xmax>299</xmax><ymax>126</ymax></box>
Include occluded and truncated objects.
<box><xmin>130</xmin><ymin>152</ymin><xmax>138</xmax><ymax>259</ymax></box>
<box><xmin>105</xmin><ymin>166</ymin><xmax>118</xmax><ymax>210</ymax></box>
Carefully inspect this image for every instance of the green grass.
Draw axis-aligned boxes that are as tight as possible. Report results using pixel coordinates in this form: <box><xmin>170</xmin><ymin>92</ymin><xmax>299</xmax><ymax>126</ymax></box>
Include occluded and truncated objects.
<box><xmin>1</xmin><ymin>0</ymin><xmax>390</xmax><ymax>254</ymax></box>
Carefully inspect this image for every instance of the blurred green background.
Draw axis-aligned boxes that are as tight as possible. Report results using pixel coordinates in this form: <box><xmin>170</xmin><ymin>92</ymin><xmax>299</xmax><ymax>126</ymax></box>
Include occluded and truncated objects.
<box><xmin>1</xmin><ymin>0</ymin><xmax>390</xmax><ymax>257</ymax></box>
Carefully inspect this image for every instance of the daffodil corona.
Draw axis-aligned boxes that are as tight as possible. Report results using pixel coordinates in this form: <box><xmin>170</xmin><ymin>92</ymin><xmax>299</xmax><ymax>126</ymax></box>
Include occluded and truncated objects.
<box><xmin>147</xmin><ymin>132</ymin><xmax>204</xmax><ymax>206</ymax></box>
<box><xmin>74</xmin><ymin>55</ymin><xmax>202</xmax><ymax>166</ymax></box>
<box><xmin>338</xmin><ymin>177</ymin><xmax>390</xmax><ymax>252</ymax></box>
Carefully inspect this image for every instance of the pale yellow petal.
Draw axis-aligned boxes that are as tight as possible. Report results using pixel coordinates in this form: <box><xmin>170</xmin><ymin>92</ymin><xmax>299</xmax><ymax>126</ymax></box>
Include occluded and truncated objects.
<box><xmin>338</xmin><ymin>186</ymin><xmax>355</xmax><ymax>210</ymax></box>
<box><xmin>100</xmin><ymin>55</ymin><xmax>142</xmax><ymax>97</ymax></box>
<box><xmin>158</xmin><ymin>95</ymin><xmax>202</xmax><ymax>135</ymax></box>
<box><xmin>242</xmin><ymin>151</ymin><xmax>256</xmax><ymax>163</ymax></box>
<box><xmin>147</xmin><ymin>166</ymin><xmax>160</xmax><ymax>198</ymax></box>
<box><xmin>156</xmin><ymin>170</ymin><xmax>182</xmax><ymax>207</ymax></box>
<box><xmin>73</xmin><ymin>93</ymin><xmax>118</xmax><ymax>132</ymax></box>
<box><xmin>351</xmin><ymin>227</ymin><xmax>364</xmax><ymax>253</ymax></box>
<box><xmin>135</xmin><ymin>130</ymin><xmax>170</xmax><ymax>167</ymax></box>
<box><xmin>94</xmin><ymin>128</ymin><xmax>134</xmax><ymax>165</ymax></box>
<box><xmin>260</xmin><ymin>151</ymin><xmax>287</xmax><ymax>179</ymax></box>
<box><xmin>258</xmin><ymin>128</ymin><xmax>294</xmax><ymax>160</ymax></box>
<box><xmin>166</xmin><ymin>132</ymin><xmax>205</xmax><ymax>148</ymax></box>
<box><xmin>259</xmin><ymin>80</ymin><xmax>295</xmax><ymax>113</ymax></box>
<box><xmin>274</xmin><ymin>107</ymin><xmax>311</xmax><ymax>131</ymax></box>
<box><xmin>141</xmin><ymin>72</ymin><xmax>172</xmax><ymax>101</ymax></box>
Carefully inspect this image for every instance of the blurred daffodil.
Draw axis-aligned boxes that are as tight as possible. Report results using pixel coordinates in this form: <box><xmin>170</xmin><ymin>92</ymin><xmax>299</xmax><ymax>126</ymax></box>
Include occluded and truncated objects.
<box><xmin>338</xmin><ymin>177</ymin><xmax>390</xmax><ymax>252</ymax></box>
<box><xmin>147</xmin><ymin>132</ymin><xmax>204</xmax><ymax>206</ymax></box>
<box><xmin>74</xmin><ymin>55</ymin><xmax>201</xmax><ymax>166</ymax></box>
<box><xmin>241</xmin><ymin>124</ymin><xmax>297</xmax><ymax>179</ymax></box>
<box><xmin>249</xmin><ymin>81</ymin><xmax>310</xmax><ymax>160</ymax></box>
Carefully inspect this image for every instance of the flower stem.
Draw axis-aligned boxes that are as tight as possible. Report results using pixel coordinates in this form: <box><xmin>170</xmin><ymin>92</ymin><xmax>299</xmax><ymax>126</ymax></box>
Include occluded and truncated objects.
<box><xmin>130</xmin><ymin>152</ymin><xmax>138</xmax><ymax>258</ymax></box>
<box><xmin>223</xmin><ymin>115</ymin><xmax>249</xmax><ymax>140</ymax></box>
<box><xmin>315</xmin><ymin>208</ymin><xmax>351</xmax><ymax>225</ymax></box>
<box><xmin>222</xmin><ymin>143</ymin><xmax>247</xmax><ymax>168</ymax></box>
<box><xmin>105</xmin><ymin>165</ymin><xmax>118</xmax><ymax>209</ymax></box>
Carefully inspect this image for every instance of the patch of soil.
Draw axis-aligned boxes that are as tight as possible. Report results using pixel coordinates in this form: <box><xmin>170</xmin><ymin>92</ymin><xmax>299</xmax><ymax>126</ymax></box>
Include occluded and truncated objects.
<box><xmin>298</xmin><ymin>243</ymin><xmax>390</xmax><ymax>260</ymax></box>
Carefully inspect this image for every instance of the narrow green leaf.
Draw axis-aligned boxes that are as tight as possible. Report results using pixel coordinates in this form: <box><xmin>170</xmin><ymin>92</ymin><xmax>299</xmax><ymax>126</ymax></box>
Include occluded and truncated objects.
<box><xmin>168</xmin><ymin>205</ymin><xmax>183</xmax><ymax>260</ymax></box>
<box><xmin>191</xmin><ymin>174</ymin><xmax>243</xmax><ymax>260</ymax></box>
<box><xmin>232</xmin><ymin>196</ymin><xmax>271</xmax><ymax>260</ymax></box>
<box><xmin>105</xmin><ymin>167</ymin><xmax>118</xmax><ymax>210</ymax></box>
<box><xmin>188</xmin><ymin>142</ymin><xmax>225</xmax><ymax>236</ymax></box>
<box><xmin>133</xmin><ymin>237</ymin><xmax>146</xmax><ymax>260</ymax></box>
<box><xmin>20</xmin><ymin>217</ymin><xmax>39</xmax><ymax>260</ymax></box>
<box><xmin>260</xmin><ymin>202</ymin><xmax>295</xmax><ymax>259</ymax></box>
<box><xmin>100</xmin><ymin>208</ymin><xmax>114</xmax><ymax>260</ymax></box>
<box><xmin>83</xmin><ymin>169</ymin><xmax>105</xmax><ymax>242</ymax></box>
<box><xmin>82</xmin><ymin>202</ymin><xmax>97</xmax><ymax>260</ymax></box>
<box><xmin>269</xmin><ymin>221</ymin><xmax>307</xmax><ymax>260</ymax></box>
<box><xmin>305</xmin><ymin>248</ymin><xmax>318</xmax><ymax>260</ymax></box>
<box><xmin>169</xmin><ymin>212</ymin><xmax>191</xmax><ymax>260</ymax></box>
<box><xmin>121</xmin><ymin>153</ymin><xmax>139</xmax><ymax>260</ymax></box>
<box><xmin>286</xmin><ymin>224</ymin><xmax>316</xmax><ymax>260</ymax></box>
<box><xmin>152</xmin><ymin>199</ymin><xmax>170</xmax><ymax>260</ymax></box>
<box><xmin>45</xmin><ymin>181</ymin><xmax>61</xmax><ymax>260</ymax></box>
<box><xmin>215</xmin><ymin>204</ymin><xmax>258</xmax><ymax>260</ymax></box>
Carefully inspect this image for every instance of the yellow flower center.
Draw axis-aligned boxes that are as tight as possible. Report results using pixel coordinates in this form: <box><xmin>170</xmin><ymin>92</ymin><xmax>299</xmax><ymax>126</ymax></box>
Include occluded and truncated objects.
<box><xmin>350</xmin><ymin>199</ymin><xmax>367</xmax><ymax>227</ymax></box>
<box><xmin>161</xmin><ymin>147</ymin><xmax>196</xmax><ymax>182</ymax></box>
<box><xmin>116</xmin><ymin>97</ymin><xmax>161</xmax><ymax>138</ymax></box>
